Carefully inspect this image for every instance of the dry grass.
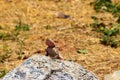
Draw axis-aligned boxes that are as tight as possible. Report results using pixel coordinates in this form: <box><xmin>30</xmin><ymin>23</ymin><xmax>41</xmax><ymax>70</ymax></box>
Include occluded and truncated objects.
<box><xmin>0</xmin><ymin>0</ymin><xmax>120</xmax><ymax>80</ymax></box>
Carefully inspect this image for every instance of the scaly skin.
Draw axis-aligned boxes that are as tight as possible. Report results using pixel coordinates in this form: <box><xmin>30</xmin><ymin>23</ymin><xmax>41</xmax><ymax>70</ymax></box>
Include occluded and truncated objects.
<box><xmin>45</xmin><ymin>38</ymin><xmax>64</xmax><ymax>60</ymax></box>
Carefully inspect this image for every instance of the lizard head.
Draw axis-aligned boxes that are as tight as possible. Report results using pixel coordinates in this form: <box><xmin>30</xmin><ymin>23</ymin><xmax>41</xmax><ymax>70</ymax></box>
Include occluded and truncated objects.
<box><xmin>46</xmin><ymin>38</ymin><xmax>55</xmax><ymax>47</ymax></box>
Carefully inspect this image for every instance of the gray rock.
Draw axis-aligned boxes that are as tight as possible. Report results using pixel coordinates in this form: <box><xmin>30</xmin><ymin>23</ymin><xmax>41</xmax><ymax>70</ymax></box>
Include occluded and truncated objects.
<box><xmin>104</xmin><ymin>71</ymin><xmax>120</xmax><ymax>80</ymax></box>
<box><xmin>2</xmin><ymin>54</ymin><xmax>98</xmax><ymax>80</ymax></box>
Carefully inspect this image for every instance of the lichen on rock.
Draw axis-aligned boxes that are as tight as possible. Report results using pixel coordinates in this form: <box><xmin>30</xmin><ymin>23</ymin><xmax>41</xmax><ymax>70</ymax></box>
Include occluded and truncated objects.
<box><xmin>2</xmin><ymin>54</ymin><xmax>98</xmax><ymax>80</ymax></box>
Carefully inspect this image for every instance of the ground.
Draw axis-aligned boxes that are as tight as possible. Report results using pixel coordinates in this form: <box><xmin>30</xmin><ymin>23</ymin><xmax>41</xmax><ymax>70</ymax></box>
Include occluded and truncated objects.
<box><xmin>0</xmin><ymin>0</ymin><xmax>120</xmax><ymax>80</ymax></box>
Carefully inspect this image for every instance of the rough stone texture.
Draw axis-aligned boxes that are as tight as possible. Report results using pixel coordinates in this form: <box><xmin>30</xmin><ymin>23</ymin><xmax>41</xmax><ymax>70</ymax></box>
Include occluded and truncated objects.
<box><xmin>2</xmin><ymin>54</ymin><xmax>98</xmax><ymax>80</ymax></box>
<box><xmin>104</xmin><ymin>71</ymin><xmax>120</xmax><ymax>80</ymax></box>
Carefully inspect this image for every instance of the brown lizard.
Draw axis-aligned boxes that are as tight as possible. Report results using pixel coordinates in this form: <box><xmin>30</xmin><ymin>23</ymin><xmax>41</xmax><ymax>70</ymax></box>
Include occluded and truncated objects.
<box><xmin>45</xmin><ymin>38</ymin><xmax>64</xmax><ymax>60</ymax></box>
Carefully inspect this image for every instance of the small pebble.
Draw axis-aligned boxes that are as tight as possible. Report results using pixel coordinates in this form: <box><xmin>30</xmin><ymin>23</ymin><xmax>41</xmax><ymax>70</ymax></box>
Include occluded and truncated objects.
<box><xmin>65</xmin><ymin>0</ymin><xmax>72</xmax><ymax>2</ymax></box>
<box><xmin>6</xmin><ymin>0</ymin><xmax>12</xmax><ymax>2</ymax></box>
<box><xmin>55</xmin><ymin>12</ymin><xmax>70</xmax><ymax>19</ymax></box>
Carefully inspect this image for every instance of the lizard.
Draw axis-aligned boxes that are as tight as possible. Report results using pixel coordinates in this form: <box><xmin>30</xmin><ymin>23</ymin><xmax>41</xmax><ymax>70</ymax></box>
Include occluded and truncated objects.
<box><xmin>45</xmin><ymin>38</ymin><xmax>64</xmax><ymax>60</ymax></box>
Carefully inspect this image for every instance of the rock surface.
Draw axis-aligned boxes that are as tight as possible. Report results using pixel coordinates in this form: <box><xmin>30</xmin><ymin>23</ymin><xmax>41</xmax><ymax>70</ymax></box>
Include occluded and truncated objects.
<box><xmin>104</xmin><ymin>71</ymin><xmax>120</xmax><ymax>80</ymax></box>
<box><xmin>2</xmin><ymin>54</ymin><xmax>98</xmax><ymax>80</ymax></box>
